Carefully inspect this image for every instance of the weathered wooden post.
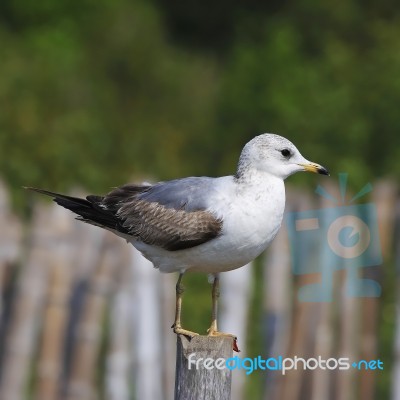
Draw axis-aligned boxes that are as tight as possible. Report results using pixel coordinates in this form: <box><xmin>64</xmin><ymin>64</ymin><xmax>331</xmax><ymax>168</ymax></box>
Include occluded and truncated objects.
<box><xmin>175</xmin><ymin>335</ymin><xmax>233</xmax><ymax>400</ymax></box>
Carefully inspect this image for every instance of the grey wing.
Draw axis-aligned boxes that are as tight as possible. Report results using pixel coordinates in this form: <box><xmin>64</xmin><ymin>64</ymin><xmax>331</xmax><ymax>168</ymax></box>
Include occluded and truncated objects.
<box><xmin>137</xmin><ymin>177</ymin><xmax>217</xmax><ymax>210</ymax></box>
<box><xmin>103</xmin><ymin>177</ymin><xmax>223</xmax><ymax>251</ymax></box>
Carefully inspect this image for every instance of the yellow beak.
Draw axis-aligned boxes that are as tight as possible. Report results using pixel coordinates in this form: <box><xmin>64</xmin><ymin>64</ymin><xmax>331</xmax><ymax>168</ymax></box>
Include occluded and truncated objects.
<box><xmin>298</xmin><ymin>162</ymin><xmax>330</xmax><ymax>175</ymax></box>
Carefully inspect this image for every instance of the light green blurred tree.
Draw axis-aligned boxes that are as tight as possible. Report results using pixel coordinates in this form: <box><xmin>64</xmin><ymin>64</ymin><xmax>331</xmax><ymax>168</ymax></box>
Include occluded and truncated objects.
<box><xmin>0</xmin><ymin>0</ymin><xmax>219</xmax><ymax>207</ymax></box>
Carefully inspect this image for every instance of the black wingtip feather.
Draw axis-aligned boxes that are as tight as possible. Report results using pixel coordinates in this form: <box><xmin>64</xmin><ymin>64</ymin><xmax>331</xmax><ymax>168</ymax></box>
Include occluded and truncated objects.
<box><xmin>24</xmin><ymin>187</ymin><xmax>90</xmax><ymax>206</ymax></box>
<box><xmin>25</xmin><ymin>187</ymin><xmax>128</xmax><ymax>234</ymax></box>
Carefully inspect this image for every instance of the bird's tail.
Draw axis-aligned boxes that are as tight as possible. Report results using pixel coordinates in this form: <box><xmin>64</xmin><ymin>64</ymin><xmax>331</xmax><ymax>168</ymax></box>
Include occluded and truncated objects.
<box><xmin>24</xmin><ymin>187</ymin><xmax>125</xmax><ymax>233</ymax></box>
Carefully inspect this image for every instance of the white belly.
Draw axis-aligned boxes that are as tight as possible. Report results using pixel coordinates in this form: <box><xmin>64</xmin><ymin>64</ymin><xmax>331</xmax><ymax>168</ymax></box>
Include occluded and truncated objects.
<box><xmin>133</xmin><ymin>174</ymin><xmax>286</xmax><ymax>274</ymax></box>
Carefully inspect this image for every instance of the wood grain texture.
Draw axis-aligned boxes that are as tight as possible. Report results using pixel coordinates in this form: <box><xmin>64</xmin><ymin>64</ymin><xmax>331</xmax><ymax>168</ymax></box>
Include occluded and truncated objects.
<box><xmin>174</xmin><ymin>335</ymin><xmax>233</xmax><ymax>400</ymax></box>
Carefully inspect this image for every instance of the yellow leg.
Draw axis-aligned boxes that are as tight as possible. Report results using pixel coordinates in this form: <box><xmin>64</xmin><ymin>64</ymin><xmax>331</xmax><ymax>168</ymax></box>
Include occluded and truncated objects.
<box><xmin>207</xmin><ymin>274</ymin><xmax>236</xmax><ymax>340</ymax></box>
<box><xmin>171</xmin><ymin>272</ymin><xmax>199</xmax><ymax>338</ymax></box>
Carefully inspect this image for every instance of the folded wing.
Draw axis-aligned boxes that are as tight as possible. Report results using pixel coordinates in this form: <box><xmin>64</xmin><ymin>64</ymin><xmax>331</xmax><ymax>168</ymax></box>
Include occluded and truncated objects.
<box><xmin>26</xmin><ymin>178</ymin><xmax>223</xmax><ymax>251</ymax></box>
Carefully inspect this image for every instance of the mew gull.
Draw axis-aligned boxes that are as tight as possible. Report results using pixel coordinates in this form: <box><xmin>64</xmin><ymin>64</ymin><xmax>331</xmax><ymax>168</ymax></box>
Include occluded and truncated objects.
<box><xmin>26</xmin><ymin>133</ymin><xmax>328</xmax><ymax>349</ymax></box>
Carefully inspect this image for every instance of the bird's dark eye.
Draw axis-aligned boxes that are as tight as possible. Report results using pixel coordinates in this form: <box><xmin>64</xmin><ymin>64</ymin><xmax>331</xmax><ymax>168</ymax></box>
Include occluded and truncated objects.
<box><xmin>280</xmin><ymin>149</ymin><xmax>291</xmax><ymax>158</ymax></box>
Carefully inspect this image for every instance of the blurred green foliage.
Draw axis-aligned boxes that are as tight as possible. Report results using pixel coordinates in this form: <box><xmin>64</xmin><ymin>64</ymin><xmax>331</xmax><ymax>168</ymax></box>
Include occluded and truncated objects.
<box><xmin>0</xmin><ymin>0</ymin><xmax>220</xmax><ymax>203</ymax></box>
<box><xmin>0</xmin><ymin>0</ymin><xmax>398</xmax><ymax>398</ymax></box>
<box><xmin>1</xmin><ymin>0</ymin><xmax>400</xmax><ymax>205</ymax></box>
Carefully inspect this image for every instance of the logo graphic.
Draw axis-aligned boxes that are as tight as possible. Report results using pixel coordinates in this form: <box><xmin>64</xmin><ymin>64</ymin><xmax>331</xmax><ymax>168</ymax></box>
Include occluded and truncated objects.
<box><xmin>187</xmin><ymin>353</ymin><xmax>384</xmax><ymax>375</ymax></box>
<box><xmin>286</xmin><ymin>173</ymin><xmax>382</xmax><ymax>302</ymax></box>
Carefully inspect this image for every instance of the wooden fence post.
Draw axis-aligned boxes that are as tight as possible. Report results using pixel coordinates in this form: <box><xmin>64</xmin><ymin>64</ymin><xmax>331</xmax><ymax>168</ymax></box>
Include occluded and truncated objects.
<box><xmin>0</xmin><ymin>202</ymin><xmax>51</xmax><ymax>400</ymax></box>
<box><xmin>130</xmin><ymin>247</ymin><xmax>163</xmax><ymax>400</ymax></box>
<box><xmin>174</xmin><ymin>335</ymin><xmax>233</xmax><ymax>400</ymax></box>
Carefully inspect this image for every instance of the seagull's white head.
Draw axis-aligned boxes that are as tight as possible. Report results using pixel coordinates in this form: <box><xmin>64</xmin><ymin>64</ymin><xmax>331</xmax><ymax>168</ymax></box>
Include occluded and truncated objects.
<box><xmin>236</xmin><ymin>133</ymin><xmax>329</xmax><ymax>180</ymax></box>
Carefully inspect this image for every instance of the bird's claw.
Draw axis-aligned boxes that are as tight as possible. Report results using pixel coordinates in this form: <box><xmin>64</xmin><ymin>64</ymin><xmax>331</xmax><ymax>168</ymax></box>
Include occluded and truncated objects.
<box><xmin>207</xmin><ymin>329</ymin><xmax>240</xmax><ymax>352</ymax></box>
<box><xmin>172</xmin><ymin>324</ymin><xmax>199</xmax><ymax>339</ymax></box>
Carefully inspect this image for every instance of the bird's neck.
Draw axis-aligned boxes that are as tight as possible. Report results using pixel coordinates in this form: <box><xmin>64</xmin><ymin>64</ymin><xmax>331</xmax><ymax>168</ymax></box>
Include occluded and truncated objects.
<box><xmin>234</xmin><ymin>166</ymin><xmax>284</xmax><ymax>192</ymax></box>
<box><xmin>235</xmin><ymin>152</ymin><xmax>251</xmax><ymax>180</ymax></box>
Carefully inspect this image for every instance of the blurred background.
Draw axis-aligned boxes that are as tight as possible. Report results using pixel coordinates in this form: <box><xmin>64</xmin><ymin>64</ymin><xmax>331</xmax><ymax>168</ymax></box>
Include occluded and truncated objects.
<box><xmin>0</xmin><ymin>0</ymin><xmax>399</xmax><ymax>399</ymax></box>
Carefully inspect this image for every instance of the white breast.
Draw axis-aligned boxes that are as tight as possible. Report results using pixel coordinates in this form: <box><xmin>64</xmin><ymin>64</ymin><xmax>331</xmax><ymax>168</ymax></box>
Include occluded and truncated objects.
<box><xmin>202</xmin><ymin>173</ymin><xmax>285</xmax><ymax>272</ymax></box>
